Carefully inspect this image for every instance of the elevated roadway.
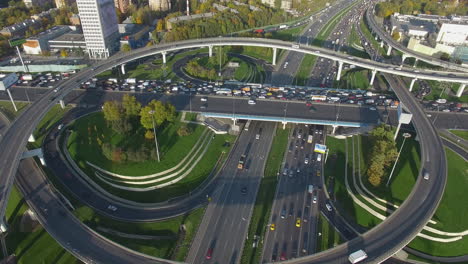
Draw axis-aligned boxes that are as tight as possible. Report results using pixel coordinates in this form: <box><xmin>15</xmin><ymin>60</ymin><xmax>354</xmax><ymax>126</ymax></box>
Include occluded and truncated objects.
<box><xmin>0</xmin><ymin>37</ymin><xmax>449</xmax><ymax>263</ymax></box>
<box><xmin>365</xmin><ymin>5</ymin><xmax>468</xmax><ymax>73</ymax></box>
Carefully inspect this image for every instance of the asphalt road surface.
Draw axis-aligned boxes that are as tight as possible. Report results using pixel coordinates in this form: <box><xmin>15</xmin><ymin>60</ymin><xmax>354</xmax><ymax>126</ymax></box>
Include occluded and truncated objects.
<box><xmin>186</xmin><ymin>121</ymin><xmax>275</xmax><ymax>264</ymax></box>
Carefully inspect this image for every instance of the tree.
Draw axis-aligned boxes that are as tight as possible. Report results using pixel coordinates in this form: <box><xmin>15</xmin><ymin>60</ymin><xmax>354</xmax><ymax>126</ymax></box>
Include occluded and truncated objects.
<box><xmin>139</xmin><ymin>100</ymin><xmax>176</xmax><ymax>129</ymax></box>
<box><xmin>102</xmin><ymin>101</ymin><xmax>122</xmax><ymax>122</ymax></box>
<box><xmin>156</xmin><ymin>19</ymin><xmax>165</xmax><ymax>32</ymax></box>
<box><xmin>177</xmin><ymin>125</ymin><xmax>192</xmax><ymax>136</ymax></box>
<box><xmin>122</xmin><ymin>94</ymin><xmax>141</xmax><ymax>117</ymax></box>
<box><xmin>60</xmin><ymin>49</ymin><xmax>68</xmax><ymax>57</ymax></box>
<box><xmin>391</xmin><ymin>31</ymin><xmax>401</xmax><ymax>41</ymax></box>
<box><xmin>121</xmin><ymin>44</ymin><xmax>131</xmax><ymax>52</ymax></box>
<box><xmin>145</xmin><ymin>130</ymin><xmax>155</xmax><ymax>140</ymax></box>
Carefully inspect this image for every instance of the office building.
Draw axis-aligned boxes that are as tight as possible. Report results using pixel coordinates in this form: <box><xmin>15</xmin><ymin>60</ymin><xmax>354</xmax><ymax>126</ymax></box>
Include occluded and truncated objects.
<box><xmin>76</xmin><ymin>0</ymin><xmax>120</xmax><ymax>59</ymax></box>
<box><xmin>114</xmin><ymin>0</ymin><xmax>131</xmax><ymax>13</ymax></box>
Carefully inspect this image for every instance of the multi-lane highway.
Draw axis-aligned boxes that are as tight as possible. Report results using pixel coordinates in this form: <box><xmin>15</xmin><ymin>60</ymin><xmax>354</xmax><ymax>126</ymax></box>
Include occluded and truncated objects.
<box><xmin>186</xmin><ymin>121</ymin><xmax>275</xmax><ymax>263</ymax></box>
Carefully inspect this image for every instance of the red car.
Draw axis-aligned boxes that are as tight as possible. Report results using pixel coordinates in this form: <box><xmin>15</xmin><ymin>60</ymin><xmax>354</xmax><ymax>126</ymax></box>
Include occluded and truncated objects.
<box><xmin>306</xmin><ymin>102</ymin><xmax>312</xmax><ymax>107</ymax></box>
<box><xmin>206</xmin><ymin>248</ymin><xmax>213</xmax><ymax>260</ymax></box>
<box><xmin>280</xmin><ymin>252</ymin><xmax>287</xmax><ymax>261</ymax></box>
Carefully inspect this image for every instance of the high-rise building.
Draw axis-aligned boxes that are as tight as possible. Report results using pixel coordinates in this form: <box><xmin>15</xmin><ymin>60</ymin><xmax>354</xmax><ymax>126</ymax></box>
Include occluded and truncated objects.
<box><xmin>76</xmin><ymin>0</ymin><xmax>120</xmax><ymax>59</ymax></box>
<box><xmin>55</xmin><ymin>0</ymin><xmax>75</xmax><ymax>9</ymax></box>
<box><xmin>114</xmin><ymin>0</ymin><xmax>131</xmax><ymax>13</ymax></box>
<box><xmin>149</xmin><ymin>0</ymin><xmax>171</xmax><ymax>12</ymax></box>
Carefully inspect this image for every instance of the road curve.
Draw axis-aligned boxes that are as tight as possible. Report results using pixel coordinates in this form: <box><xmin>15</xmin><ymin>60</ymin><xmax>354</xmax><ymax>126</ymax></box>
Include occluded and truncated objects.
<box><xmin>0</xmin><ymin>37</ymin><xmax>448</xmax><ymax>263</ymax></box>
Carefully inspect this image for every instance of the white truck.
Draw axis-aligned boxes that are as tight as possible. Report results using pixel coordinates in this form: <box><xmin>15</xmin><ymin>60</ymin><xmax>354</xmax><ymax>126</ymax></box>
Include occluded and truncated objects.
<box><xmin>279</xmin><ymin>24</ymin><xmax>288</xmax><ymax>29</ymax></box>
<box><xmin>22</xmin><ymin>74</ymin><xmax>33</xmax><ymax>81</ymax></box>
<box><xmin>126</xmin><ymin>78</ymin><xmax>137</xmax><ymax>84</ymax></box>
<box><xmin>348</xmin><ymin>250</ymin><xmax>367</xmax><ymax>263</ymax></box>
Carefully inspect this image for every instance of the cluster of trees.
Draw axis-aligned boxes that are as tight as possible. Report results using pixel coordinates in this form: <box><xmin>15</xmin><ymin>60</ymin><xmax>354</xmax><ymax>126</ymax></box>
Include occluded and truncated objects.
<box><xmin>165</xmin><ymin>1</ymin><xmax>290</xmax><ymax>42</ymax></box>
<box><xmin>376</xmin><ymin>0</ymin><xmax>467</xmax><ymax>17</ymax></box>
<box><xmin>185</xmin><ymin>59</ymin><xmax>218</xmax><ymax>80</ymax></box>
<box><xmin>366</xmin><ymin>125</ymin><xmax>398</xmax><ymax>187</ymax></box>
<box><xmin>101</xmin><ymin>95</ymin><xmax>177</xmax><ymax>163</ymax></box>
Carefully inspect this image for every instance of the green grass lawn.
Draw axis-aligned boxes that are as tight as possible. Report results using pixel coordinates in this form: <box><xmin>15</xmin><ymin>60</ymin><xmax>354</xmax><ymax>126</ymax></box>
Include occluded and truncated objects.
<box><xmin>74</xmin><ymin>205</ymin><xmax>205</xmax><ymax>260</ymax></box>
<box><xmin>449</xmin><ymin>130</ymin><xmax>468</xmax><ymax>141</ymax></box>
<box><xmin>29</xmin><ymin>105</ymin><xmax>73</xmax><ymax>149</ymax></box>
<box><xmin>347</xmin><ymin>26</ymin><xmax>370</xmax><ymax>59</ymax></box>
<box><xmin>294</xmin><ymin>54</ymin><xmax>317</xmax><ymax>86</ymax></box>
<box><xmin>241</xmin><ymin>125</ymin><xmax>290</xmax><ymax>264</ymax></box>
<box><xmin>338</xmin><ymin>69</ymin><xmax>371</xmax><ymax>90</ymax></box>
<box><xmin>317</xmin><ymin>214</ymin><xmax>342</xmax><ymax>252</ymax></box>
<box><xmin>407</xmin><ymin>148</ymin><xmax>468</xmax><ymax>257</ymax></box>
<box><xmin>1</xmin><ymin>186</ymin><xmax>78</xmax><ymax>263</ymax></box>
<box><xmin>0</xmin><ymin>101</ymin><xmax>29</xmax><ymax>120</ymax></box>
<box><xmin>67</xmin><ymin>112</ymin><xmax>205</xmax><ymax>176</ymax></box>
<box><xmin>184</xmin><ymin>112</ymin><xmax>198</xmax><ymax>122</ymax></box>
<box><xmin>360</xmin><ymin>17</ymin><xmax>387</xmax><ymax>57</ymax></box>
<box><xmin>271</xmin><ymin>25</ymin><xmax>307</xmax><ymax>41</ymax></box>
<box><xmin>422</xmin><ymin>80</ymin><xmax>468</xmax><ymax>103</ymax></box>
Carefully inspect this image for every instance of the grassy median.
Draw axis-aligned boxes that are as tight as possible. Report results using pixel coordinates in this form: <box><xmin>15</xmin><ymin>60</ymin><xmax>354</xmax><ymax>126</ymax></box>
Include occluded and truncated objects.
<box><xmin>241</xmin><ymin>125</ymin><xmax>290</xmax><ymax>264</ymax></box>
<box><xmin>317</xmin><ymin>214</ymin><xmax>342</xmax><ymax>252</ymax></box>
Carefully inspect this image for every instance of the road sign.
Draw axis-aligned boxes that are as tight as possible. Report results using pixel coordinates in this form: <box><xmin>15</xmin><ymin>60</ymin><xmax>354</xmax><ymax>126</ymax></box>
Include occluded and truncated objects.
<box><xmin>9</xmin><ymin>38</ymin><xmax>26</xmax><ymax>47</ymax></box>
<box><xmin>314</xmin><ymin>144</ymin><xmax>327</xmax><ymax>154</ymax></box>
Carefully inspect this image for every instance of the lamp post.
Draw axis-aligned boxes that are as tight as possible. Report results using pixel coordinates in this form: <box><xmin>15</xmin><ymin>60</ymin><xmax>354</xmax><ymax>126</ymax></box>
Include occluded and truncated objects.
<box><xmin>148</xmin><ymin>110</ymin><xmax>160</xmax><ymax>162</ymax></box>
<box><xmin>386</xmin><ymin>132</ymin><xmax>411</xmax><ymax>186</ymax></box>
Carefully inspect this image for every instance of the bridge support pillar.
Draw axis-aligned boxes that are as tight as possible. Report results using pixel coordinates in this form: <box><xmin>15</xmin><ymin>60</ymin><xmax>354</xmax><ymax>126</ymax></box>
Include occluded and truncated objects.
<box><xmin>272</xmin><ymin>47</ymin><xmax>277</xmax><ymax>66</ymax></box>
<box><xmin>336</xmin><ymin>61</ymin><xmax>343</xmax><ymax>81</ymax></box>
<box><xmin>332</xmin><ymin>125</ymin><xmax>338</xmax><ymax>134</ymax></box>
<box><xmin>161</xmin><ymin>51</ymin><xmax>167</xmax><ymax>64</ymax></box>
<box><xmin>379</xmin><ymin>41</ymin><xmax>384</xmax><ymax>48</ymax></box>
<box><xmin>59</xmin><ymin>99</ymin><xmax>65</xmax><ymax>109</ymax></box>
<box><xmin>401</xmin><ymin>54</ymin><xmax>408</xmax><ymax>65</ymax></box>
<box><xmin>413</xmin><ymin>58</ymin><xmax>418</xmax><ymax>67</ymax></box>
<box><xmin>28</xmin><ymin>134</ymin><xmax>35</xmax><ymax>142</ymax></box>
<box><xmin>208</xmin><ymin>45</ymin><xmax>213</xmax><ymax>57</ymax></box>
<box><xmin>457</xmin><ymin>83</ymin><xmax>466</xmax><ymax>97</ymax></box>
<box><xmin>282</xmin><ymin>121</ymin><xmax>287</xmax><ymax>130</ymax></box>
<box><xmin>386</xmin><ymin>45</ymin><xmax>392</xmax><ymax>56</ymax></box>
<box><xmin>120</xmin><ymin>63</ymin><xmax>126</xmax><ymax>75</ymax></box>
<box><xmin>409</xmin><ymin>78</ymin><xmax>417</xmax><ymax>92</ymax></box>
<box><xmin>370</xmin><ymin>70</ymin><xmax>377</xmax><ymax>86</ymax></box>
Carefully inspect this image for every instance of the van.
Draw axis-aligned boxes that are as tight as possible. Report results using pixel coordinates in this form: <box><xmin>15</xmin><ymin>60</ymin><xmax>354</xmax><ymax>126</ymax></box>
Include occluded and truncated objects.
<box><xmin>423</xmin><ymin>172</ymin><xmax>429</xmax><ymax>180</ymax></box>
<box><xmin>317</xmin><ymin>154</ymin><xmax>322</xmax><ymax>162</ymax></box>
<box><xmin>308</xmin><ymin>185</ymin><xmax>313</xmax><ymax>194</ymax></box>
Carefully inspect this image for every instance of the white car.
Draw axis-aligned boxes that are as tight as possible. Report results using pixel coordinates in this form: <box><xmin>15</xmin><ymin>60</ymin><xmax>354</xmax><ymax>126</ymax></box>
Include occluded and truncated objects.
<box><xmin>107</xmin><ymin>205</ymin><xmax>118</xmax><ymax>211</ymax></box>
<box><xmin>326</xmin><ymin>203</ymin><xmax>332</xmax><ymax>211</ymax></box>
<box><xmin>200</xmin><ymin>97</ymin><xmax>207</xmax><ymax>102</ymax></box>
<box><xmin>304</xmin><ymin>158</ymin><xmax>309</xmax><ymax>164</ymax></box>
<box><xmin>423</xmin><ymin>172</ymin><xmax>429</xmax><ymax>180</ymax></box>
<box><xmin>248</xmin><ymin>100</ymin><xmax>256</xmax><ymax>105</ymax></box>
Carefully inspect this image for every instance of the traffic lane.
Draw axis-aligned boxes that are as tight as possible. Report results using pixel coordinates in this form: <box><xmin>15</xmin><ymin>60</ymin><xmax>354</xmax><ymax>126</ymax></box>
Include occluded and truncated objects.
<box><xmin>15</xmin><ymin>158</ymin><xmax>174</xmax><ymax>264</ymax></box>
<box><xmin>440</xmin><ymin>137</ymin><xmax>468</xmax><ymax>160</ymax></box>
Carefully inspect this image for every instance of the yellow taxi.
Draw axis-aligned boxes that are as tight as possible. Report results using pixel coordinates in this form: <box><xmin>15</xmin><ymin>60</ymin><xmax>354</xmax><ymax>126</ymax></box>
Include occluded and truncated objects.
<box><xmin>270</xmin><ymin>223</ymin><xmax>276</xmax><ymax>231</ymax></box>
<box><xmin>295</xmin><ymin>218</ymin><xmax>301</xmax><ymax>228</ymax></box>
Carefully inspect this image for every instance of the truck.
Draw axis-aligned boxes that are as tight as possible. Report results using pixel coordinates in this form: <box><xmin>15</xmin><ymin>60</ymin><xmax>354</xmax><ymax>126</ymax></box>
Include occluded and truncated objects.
<box><xmin>126</xmin><ymin>78</ymin><xmax>136</xmax><ymax>84</ymax></box>
<box><xmin>348</xmin><ymin>250</ymin><xmax>367</xmax><ymax>263</ymax></box>
<box><xmin>279</xmin><ymin>24</ymin><xmax>288</xmax><ymax>29</ymax></box>
<box><xmin>307</xmin><ymin>135</ymin><xmax>313</xmax><ymax>144</ymax></box>
<box><xmin>238</xmin><ymin>155</ymin><xmax>246</xmax><ymax>169</ymax></box>
<box><xmin>21</xmin><ymin>74</ymin><xmax>33</xmax><ymax>81</ymax></box>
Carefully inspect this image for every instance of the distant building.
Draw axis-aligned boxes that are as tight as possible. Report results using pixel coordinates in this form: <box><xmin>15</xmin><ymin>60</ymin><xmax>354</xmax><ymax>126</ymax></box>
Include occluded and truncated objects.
<box><xmin>390</xmin><ymin>13</ymin><xmax>437</xmax><ymax>40</ymax></box>
<box><xmin>114</xmin><ymin>0</ymin><xmax>131</xmax><ymax>13</ymax></box>
<box><xmin>76</xmin><ymin>0</ymin><xmax>120</xmax><ymax>59</ymax></box>
<box><xmin>23</xmin><ymin>0</ymin><xmax>53</xmax><ymax>8</ymax></box>
<box><xmin>436</xmin><ymin>23</ymin><xmax>468</xmax><ymax>46</ymax></box>
<box><xmin>261</xmin><ymin>0</ymin><xmax>292</xmax><ymax>10</ymax></box>
<box><xmin>166</xmin><ymin>13</ymin><xmax>214</xmax><ymax>30</ymax></box>
<box><xmin>54</xmin><ymin>0</ymin><xmax>75</xmax><ymax>8</ymax></box>
<box><xmin>149</xmin><ymin>0</ymin><xmax>171</xmax><ymax>12</ymax></box>
<box><xmin>22</xmin><ymin>26</ymin><xmax>74</xmax><ymax>55</ymax></box>
<box><xmin>0</xmin><ymin>19</ymin><xmax>42</xmax><ymax>38</ymax></box>
<box><xmin>48</xmin><ymin>31</ymin><xmax>86</xmax><ymax>52</ymax></box>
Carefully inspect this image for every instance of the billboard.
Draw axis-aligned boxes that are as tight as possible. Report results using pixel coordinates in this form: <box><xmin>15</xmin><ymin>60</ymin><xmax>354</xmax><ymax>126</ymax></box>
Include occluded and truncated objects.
<box><xmin>0</xmin><ymin>73</ymin><xmax>18</xmax><ymax>91</ymax></box>
<box><xmin>314</xmin><ymin>144</ymin><xmax>327</xmax><ymax>154</ymax></box>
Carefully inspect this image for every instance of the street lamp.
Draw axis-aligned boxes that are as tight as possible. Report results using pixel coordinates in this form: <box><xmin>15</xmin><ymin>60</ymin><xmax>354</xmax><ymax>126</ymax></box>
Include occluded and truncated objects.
<box><xmin>148</xmin><ymin>110</ymin><xmax>161</xmax><ymax>162</ymax></box>
<box><xmin>386</xmin><ymin>132</ymin><xmax>411</xmax><ymax>186</ymax></box>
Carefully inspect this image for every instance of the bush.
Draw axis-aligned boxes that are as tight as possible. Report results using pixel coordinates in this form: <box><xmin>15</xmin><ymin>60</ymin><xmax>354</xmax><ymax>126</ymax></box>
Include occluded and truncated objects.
<box><xmin>177</xmin><ymin>125</ymin><xmax>192</xmax><ymax>137</ymax></box>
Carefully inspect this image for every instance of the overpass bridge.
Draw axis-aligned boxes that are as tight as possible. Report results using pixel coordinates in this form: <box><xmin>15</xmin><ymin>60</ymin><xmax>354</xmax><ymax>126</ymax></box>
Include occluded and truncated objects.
<box><xmin>0</xmin><ymin>37</ymin><xmax>448</xmax><ymax>263</ymax></box>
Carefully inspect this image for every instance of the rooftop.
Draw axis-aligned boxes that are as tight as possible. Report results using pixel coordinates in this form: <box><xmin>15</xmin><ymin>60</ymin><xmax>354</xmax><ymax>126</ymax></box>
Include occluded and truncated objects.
<box><xmin>50</xmin><ymin>32</ymin><xmax>85</xmax><ymax>43</ymax></box>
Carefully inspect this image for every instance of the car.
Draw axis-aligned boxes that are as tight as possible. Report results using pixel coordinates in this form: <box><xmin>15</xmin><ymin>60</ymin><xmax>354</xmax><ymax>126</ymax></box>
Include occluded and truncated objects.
<box><xmin>304</xmin><ymin>158</ymin><xmax>309</xmax><ymax>164</ymax></box>
<box><xmin>200</xmin><ymin>104</ymin><xmax>207</xmax><ymax>109</ymax></box>
<box><xmin>316</xmin><ymin>170</ymin><xmax>321</xmax><ymax>177</ymax></box>
<box><xmin>270</xmin><ymin>224</ymin><xmax>276</xmax><ymax>231</ymax></box>
<box><xmin>317</xmin><ymin>154</ymin><xmax>322</xmax><ymax>162</ymax></box>
<box><xmin>312</xmin><ymin>193</ymin><xmax>317</xmax><ymax>204</ymax></box>
<box><xmin>107</xmin><ymin>205</ymin><xmax>117</xmax><ymax>211</ymax></box>
<box><xmin>248</xmin><ymin>99</ymin><xmax>256</xmax><ymax>105</ymax></box>
<box><xmin>326</xmin><ymin>203</ymin><xmax>333</xmax><ymax>211</ymax></box>
<box><xmin>369</xmin><ymin>107</ymin><xmax>376</xmax><ymax>111</ymax></box>
<box><xmin>200</xmin><ymin>97</ymin><xmax>207</xmax><ymax>102</ymax></box>
<box><xmin>280</xmin><ymin>252</ymin><xmax>287</xmax><ymax>261</ymax></box>
<box><xmin>423</xmin><ymin>172</ymin><xmax>429</xmax><ymax>180</ymax></box>
<box><xmin>256</xmin><ymin>134</ymin><xmax>260</xmax><ymax>140</ymax></box>
<box><xmin>280</xmin><ymin>207</ymin><xmax>287</xmax><ymax>219</ymax></box>
<box><xmin>58</xmin><ymin>124</ymin><xmax>64</xmax><ymax>130</ymax></box>
<box><xmin>241</xmin><ymin>186</ymin><xmax>247</xmax><ymax>194</ymax></box>
<box><xmin>205</xmin><ymin>248</ymin><xmax>213</xmax><ymax>259</ymax></box>
<box><xmin>296</xmin><ymin>218</ymin><xmax>301</xmax><ymax>227</ymax></box>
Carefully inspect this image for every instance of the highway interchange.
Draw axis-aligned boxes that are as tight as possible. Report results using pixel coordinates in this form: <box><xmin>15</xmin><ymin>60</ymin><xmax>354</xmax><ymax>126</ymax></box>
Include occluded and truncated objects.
<box><xmin>0</xmin><ymin>0</ymin><xmax>465</xmax><ymax>263</ymax></box>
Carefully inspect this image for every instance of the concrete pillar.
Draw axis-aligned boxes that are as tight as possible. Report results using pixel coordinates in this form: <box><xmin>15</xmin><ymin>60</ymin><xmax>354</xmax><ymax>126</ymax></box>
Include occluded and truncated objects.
<box><xmin>457</xmin><ymin>83</ymin><xmax>466</xmax><ymax>97</ymax></box>
<box><xmin>370</xmin><ymin>70</ymin><xmax>377</xmax><ymax>85</ymax></box>
<box><xmin>336</xmin><ymin>61</ymin><xmax>343</xmax><ymax>81</ymax></box>
<box><xmin>208</xmin><ymin>45</ymin><xmax>213</xmax><ymax>57</ymax></box>
<box><xmin>162</xmin><ymin>51</ymin><xmax>167</xmax><ymax>64</ymax></box>
<box><xmin>272</xmin><ymin>47</ymin><xmax>277</xmax><ymax>66</ymax></box>
<box><xmin>59</xmin><ymin>99</ymin><xmax>65</xmax><ymax>109</ymax></box>
<box><xmin>28</xmin><ymin>134</ymin><xmax>35</xmax><ymax>142</ymax></box>
<box><xmin>332</xmin><ymin>125</ymin><xmax>338</xmax><ymax>134</ymax></box>
<box><xmin>386</xmin><ymin>45</ymin><xmax>392</xmax><ymax>56</ymax></box>
<box><xmin>120</xmin><ymin>64</ymin><xmax>125</xmax><ymax>75</ymax></box>
<box><xmin>409</xmin><ymin>78</ymin><xmax>417</xmax><ymax>92</ymax></box>
<box><xmin>401</xmin><ymin>54</ymin><xmax>408</xmax><ymax>65</ymax></box>
<box><xmin>6</xmin><ymin>89</ymin><xmax>17</xmax><ymax>112</ymax></box>
<box><xmin>282</xmin><ymin>121</ymin><xmax>287</xmax><ymax>129</ymax></box>
<box><xmin>413</xmin><ymin>58</ymin><xmax>418</xmax><ymax>67</ymax></box>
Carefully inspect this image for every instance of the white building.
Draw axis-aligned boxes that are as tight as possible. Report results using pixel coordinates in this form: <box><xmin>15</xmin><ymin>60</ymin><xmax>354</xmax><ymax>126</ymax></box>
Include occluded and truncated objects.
<box><xmin>76</xmin><ymin>0</ymin><xmax>120</xmax><ymax>59</ymax></box>
<box><xmin>436</xmin><ymin>23</ymin><xmax>468</xmax><ymax>46</ymax></box>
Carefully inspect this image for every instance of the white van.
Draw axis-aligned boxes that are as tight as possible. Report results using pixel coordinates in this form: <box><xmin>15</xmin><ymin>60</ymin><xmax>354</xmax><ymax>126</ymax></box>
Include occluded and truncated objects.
<box><xmin>308</xmin><ymin>185</ymin><xmax>313</xmax><ymax>194</ymax></box>
<box><xmin>317</xmin><ymin>154</ymin><xmax>322</xmax><ymax>162</ymax></box>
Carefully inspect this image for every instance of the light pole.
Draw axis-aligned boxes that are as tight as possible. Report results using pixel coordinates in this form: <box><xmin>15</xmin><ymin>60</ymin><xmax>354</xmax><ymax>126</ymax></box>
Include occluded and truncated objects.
<box><xmin>149</xmin><ymin>110</ymin><xmax>160</xmax><ymax>162</ymax></box>
<box><xmin>386</xmin><ymin>132</ymin><xmax>411</xmax><ymax>186</ymax></box>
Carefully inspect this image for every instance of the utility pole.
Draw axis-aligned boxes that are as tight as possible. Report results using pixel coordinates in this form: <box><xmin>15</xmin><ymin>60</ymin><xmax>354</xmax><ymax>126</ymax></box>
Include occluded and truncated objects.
<box><xmin>387</xmin><ymin>133</ymin><xmax>411</xmax><ymax>186</ymax></box>
<box><xmin>149</xmin><ymin>110</ymin><xmax>160</xmax><ymax>162</ymax></box>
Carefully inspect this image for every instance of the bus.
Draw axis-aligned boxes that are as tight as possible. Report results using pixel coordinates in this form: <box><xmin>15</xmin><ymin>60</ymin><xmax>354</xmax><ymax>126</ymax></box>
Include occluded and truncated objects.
<box><xmin>307</xmin><ymin>135</ymin><xmax>313</xmax><ymax>144</ymax></box>
<box><xmin>244</xmin><ymin>120</ymin><xmax>252</xmax><ymax>131</ymax></box>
